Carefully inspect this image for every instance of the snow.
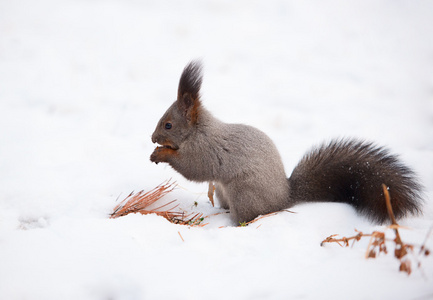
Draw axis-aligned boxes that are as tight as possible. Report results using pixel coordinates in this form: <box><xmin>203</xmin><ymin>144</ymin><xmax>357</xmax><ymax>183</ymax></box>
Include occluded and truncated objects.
<box><xmin>1</xmin><ymin>0</ymin><xmax>433</xmax><ymax>299</ymax></box>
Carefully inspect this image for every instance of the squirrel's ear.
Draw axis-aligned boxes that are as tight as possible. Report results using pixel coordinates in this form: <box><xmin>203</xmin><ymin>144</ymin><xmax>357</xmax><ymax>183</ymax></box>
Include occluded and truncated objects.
<box><xmin>177</xmin><ymin>61</ymin><xmax>203</xmax><ymax>124</ymax></box>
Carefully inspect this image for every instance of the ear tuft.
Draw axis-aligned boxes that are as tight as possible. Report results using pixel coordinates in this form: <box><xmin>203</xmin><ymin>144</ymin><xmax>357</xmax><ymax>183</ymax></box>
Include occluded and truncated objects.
<box><xmin>177</xmin><ymin>60</ymin><xmax>203</xmax><ymax>123</ymax></box>
<box><xmin>178</xmin><ymin>60</ymin><xmax>203</xmax><ymax>103</ymax></box>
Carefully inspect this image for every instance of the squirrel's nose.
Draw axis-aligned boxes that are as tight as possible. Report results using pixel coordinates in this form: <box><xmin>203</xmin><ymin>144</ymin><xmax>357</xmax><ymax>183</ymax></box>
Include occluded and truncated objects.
<box><xmin>151</xmin><ymin>132</ymin><xmax>157</xmax><ymax>144</ymax></box>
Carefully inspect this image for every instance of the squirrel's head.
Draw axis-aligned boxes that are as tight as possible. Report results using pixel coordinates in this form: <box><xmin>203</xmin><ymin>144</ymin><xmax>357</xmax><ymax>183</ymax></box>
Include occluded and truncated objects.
<box><xmin>151</xmin><ymin>61</ymin><xmax>203</xmax><ymax>151</ymax></box>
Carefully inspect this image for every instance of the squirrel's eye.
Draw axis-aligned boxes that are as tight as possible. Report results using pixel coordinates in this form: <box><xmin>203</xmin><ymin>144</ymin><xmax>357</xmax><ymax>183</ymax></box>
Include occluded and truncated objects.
<box><xmin>165</xmin><ymin>123</ymin><xmax>172</xmax><ymax>130</ymax></box>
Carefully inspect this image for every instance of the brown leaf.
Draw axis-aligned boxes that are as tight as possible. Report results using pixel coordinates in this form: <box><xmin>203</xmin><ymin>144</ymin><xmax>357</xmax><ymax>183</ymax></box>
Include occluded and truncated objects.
<box><xmin>367</xmin><ymin>249</ymin><xmax>376</xmax><ymax>258</ymax></box>
<box><xmin>395</xmin><ymin>245</ymin><xmax>408</xmax><ymax>259</ymax></box>
<box><xmin>399</xmin><ymin>259</ymin><xmax>412</xmax><ymax>275</ymax></box>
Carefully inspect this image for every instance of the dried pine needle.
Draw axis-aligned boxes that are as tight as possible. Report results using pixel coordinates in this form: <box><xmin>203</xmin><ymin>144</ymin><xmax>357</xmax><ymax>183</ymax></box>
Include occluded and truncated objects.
<box><xmin>110</xmin><ymin>180</ymin><xmax>177</xmax><ymax>219</ymax></box>
<box><xmin>110</xmin><ymin>180</ymin><xmax>208</xmax><ymax>227</ymax></box>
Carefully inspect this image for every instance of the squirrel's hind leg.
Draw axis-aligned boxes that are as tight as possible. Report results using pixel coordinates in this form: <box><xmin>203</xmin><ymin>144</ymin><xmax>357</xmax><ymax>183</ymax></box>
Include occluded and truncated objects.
<box><xmin>224</xmin><ymin>183</ymin><xmax>266</xmax><ymax>225</ymax></box>
<box><xmin>215</xmin><ymin>183</ymin><xmax>230</xmax><ymax>209</ymax></box>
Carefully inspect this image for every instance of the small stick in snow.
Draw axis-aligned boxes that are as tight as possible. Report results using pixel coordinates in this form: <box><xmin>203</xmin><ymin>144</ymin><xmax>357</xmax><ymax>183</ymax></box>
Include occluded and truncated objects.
<box><xmin>320</xmin><ymin>231</ymin><xmax>367</xmax><ymax>247</ymax></box>
<box><xmin>208</xmin><ymin>182</ymin><xmax>215</xmax><ymax>207</ymax></box>
<box><xmin>244</xmin><ymin>209</ymin><xmax>295</xmax><ymax>226</ymax></box>
<box><xmin>178</xmin><ymin>231</ymin><xmax>185</xmax><ymax>242</ymax></box>
<box><xmin>383</xmin><ymin>184</ymin><xmax>403</xmax><ymax>245</ymax></box>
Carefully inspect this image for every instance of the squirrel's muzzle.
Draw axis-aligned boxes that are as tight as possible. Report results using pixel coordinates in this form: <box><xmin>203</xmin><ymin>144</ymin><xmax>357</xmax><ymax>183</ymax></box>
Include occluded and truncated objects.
<box><xmin>151</xmin><ymin>132</ymin><xmax>179</xmax><ymax>150</ymax></box>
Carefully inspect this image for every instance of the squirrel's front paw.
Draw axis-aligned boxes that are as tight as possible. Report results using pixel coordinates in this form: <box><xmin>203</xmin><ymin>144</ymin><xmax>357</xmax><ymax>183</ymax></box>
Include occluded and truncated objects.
<box><xmin>150</xmin><ymin>146</ymin><xmax>177</xmax><ymax>164</ymax></box>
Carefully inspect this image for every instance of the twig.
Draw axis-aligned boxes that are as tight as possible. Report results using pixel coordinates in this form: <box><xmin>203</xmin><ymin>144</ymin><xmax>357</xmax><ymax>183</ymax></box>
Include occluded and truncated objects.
<box><xmin>178</xmin><ymin>231</ymin><xmax>184</xmax><ymax>242</ymax></box>
<box><xmin>208</xmin><ymin>182</ymin><xmax>215</xmax><ymax>207</ymax></box>
<box><xmin>321</xmin><ymin>231</ymin><xmax>368</xmax><ymax>247</ymax></box>
<box><xmin>244</xmin><ymin>209</ymin><xmax>296</xmax><ymax>226</ymax></box>
<box><xmin>419</xmin><ymin>226</ymin><xmax>433</xmax><ymax>256</ymax></box>
<box><xmin>382</xmin><ymin>184</ymin><xmax>402</xmax><ymax>245</ymax></box>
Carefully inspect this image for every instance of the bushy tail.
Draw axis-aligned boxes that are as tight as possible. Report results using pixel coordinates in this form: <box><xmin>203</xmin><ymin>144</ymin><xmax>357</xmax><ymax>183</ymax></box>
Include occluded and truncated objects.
<box><xmin>288</xmin><ymin>139</ymin><xmax>423</xmax><ymax>224</ymax></box>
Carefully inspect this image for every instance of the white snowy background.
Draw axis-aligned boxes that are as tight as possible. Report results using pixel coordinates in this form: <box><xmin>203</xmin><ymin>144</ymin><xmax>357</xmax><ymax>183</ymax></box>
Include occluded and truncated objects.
<box><xmin>1</xmin><ymin>0</ymin><xmax>433</xmax><ymax>299</ymax></box>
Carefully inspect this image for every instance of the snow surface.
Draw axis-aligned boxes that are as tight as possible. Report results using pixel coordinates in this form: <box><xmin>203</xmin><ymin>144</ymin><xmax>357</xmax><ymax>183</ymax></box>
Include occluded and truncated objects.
<box><xmin>1</xmin><ymin>0</ymin><xmax>433</xmax><ymax>299</ymax></box>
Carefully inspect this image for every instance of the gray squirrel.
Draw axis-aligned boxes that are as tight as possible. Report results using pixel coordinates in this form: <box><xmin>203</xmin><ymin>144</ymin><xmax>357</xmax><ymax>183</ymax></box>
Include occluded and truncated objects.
<box><xmin>150</xmin><ymin>61</ymin><xmax>423</xmax><ymax>224</ymax></box>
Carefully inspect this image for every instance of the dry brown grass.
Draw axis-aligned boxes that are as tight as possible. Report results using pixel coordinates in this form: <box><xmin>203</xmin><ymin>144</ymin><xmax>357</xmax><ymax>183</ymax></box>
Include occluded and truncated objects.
<box><xmin>321</xmin><ymin>184</ymin><xmax>431</xmax><ymax>275</ymax></box>
<box><xmin>110</xmin><ymin>180</ymin><xmax>207</xmax><ymax>227</ymax></box>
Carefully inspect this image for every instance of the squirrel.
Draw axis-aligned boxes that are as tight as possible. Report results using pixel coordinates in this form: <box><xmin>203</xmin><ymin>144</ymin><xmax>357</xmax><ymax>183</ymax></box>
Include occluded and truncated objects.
<box><xmin>150</xmin><ymin>61</ymin><xmax>423</xmax><ymax>225</ymax></box>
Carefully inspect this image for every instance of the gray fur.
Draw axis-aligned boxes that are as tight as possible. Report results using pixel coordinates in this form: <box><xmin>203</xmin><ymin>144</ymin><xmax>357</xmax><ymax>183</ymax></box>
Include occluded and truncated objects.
<box><xmin>150</xmin><ymin>61</ymin><xmax>423</xmax><ymax>225</ymax></box>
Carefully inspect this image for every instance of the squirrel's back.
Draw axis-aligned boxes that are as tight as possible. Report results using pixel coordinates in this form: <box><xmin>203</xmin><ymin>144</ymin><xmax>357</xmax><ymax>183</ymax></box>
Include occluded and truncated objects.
<box><xmin>288</xmin><ymin>139</ymin><xmax>423</xmax><ymax>223</ymax></box>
